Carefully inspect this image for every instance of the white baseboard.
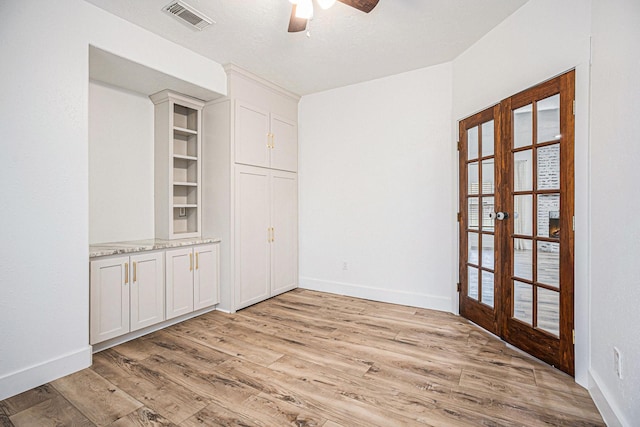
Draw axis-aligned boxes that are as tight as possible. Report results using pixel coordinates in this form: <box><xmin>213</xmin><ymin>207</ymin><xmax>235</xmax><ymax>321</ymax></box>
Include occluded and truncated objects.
<box><xmin>588</xmin><ymin>369</ymin><xmax>627</xmax><ymax>427</ymax></box>
<box><xmin>299</xmin><ymin>277</ymin><xmax>452</xmax><ymax>312</ymax></box>
<box><xmin>0</xmin><ymin>346</ymin><xmax>92</xmax><ymax>401</ymax></box>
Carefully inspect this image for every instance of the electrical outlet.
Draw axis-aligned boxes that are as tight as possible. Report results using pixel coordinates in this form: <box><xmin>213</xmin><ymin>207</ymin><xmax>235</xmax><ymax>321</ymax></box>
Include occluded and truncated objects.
<box><xmin>342</xmin><ymin>262</ymin><xmax>348</xmax><ymax>271</ymax></box>
<box><xmin>613</xmin><ymin>347</ymin><xmax>623</xmax><ymax>379</ymax></box>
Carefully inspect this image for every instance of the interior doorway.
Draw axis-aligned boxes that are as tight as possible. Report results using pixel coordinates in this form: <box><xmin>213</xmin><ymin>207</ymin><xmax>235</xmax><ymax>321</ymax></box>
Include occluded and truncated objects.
<box><xmin>458</xmin><ymin>70</ymin><xmax>575</xmax><ymax>375</ymax></box>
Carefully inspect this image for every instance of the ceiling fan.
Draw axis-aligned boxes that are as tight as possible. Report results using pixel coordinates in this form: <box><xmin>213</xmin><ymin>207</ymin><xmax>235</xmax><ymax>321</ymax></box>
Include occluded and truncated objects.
<box><xmin>287</xmin><ymin>0</ymin><xmax>380</xmax><ymax>33</ymax></box>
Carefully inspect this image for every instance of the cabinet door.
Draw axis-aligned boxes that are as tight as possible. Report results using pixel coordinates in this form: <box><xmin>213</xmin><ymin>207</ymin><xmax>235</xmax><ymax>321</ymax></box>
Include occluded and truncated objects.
<box><xmin>235</xmin><ymin>102</ymin><xmax>270</xmax><ymax>168</ymax></box>
<box><xmin>271</xmin><ymin>171</ymin><xmax>298</xmax><ymax>296</ymax></box>
<box><xmin>194</xmin><ymin>243</ymin><xmax>220</xmax><ymax>310</ymax></box>
<box><xmin>235</xmin><ymin>165</ymin><xmax>271</xmax><ymax>309</ymax></box>
<box><xmin>130</xmin><ymin>252</ymin><xmax>164</xmax><ymax>332</ymax></box>
<box><xmin>90</xmin><ymin>256</ymin><xmax>130</xmax><ymax>344</ymax></box>
<box><xmin>165</xmin><ymin>247</ymin><xmax>194</xmax><ymax>320</ymax></box>
<box><xmin>270</xmin><ymin>114</ymin><xmax>298</xmax><ymax>172</ymax></box>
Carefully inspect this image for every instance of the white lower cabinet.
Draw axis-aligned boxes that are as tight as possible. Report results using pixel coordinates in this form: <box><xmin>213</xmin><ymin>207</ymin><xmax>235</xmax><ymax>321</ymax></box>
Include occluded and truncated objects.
<box><xmin>90</xmin><ymin>252</ymin><xmax>164</xmax><ymax>345</ymax></box>
<box><xmin>166</xmin><ymin>244</ymin><xmax>220</xmax><ymax>320</ymax></box>
<box><xmin>235</xmin><ymin>165</ymin><xmax>297</xmax><ymax>309</ymax></box>
<box><xmin>90</xmin><ymin>243</ymin><xmax>219</xmax><ymax>346</ymax></box>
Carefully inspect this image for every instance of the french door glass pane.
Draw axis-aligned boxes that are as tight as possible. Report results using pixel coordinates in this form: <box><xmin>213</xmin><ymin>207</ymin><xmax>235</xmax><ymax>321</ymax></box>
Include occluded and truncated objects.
<box><xmin>537</xmin><ymin>194</ymin><xmax>560</xmax><ymax>238</ymax></box>
<box><xmin>514</xmin><ymin>150</ymin><xmax>533</xmax><ymax>191</ymax></box>
<box><xmin>468</xmin><ymin>267</ymin><xmax>479</xmax><ymax>300</ymax></box>
<box><xmin>537</xmin><ymin>144</ymin><xmax>560</xmax><ymax>190</ymax></box>
<box><xmin>513</xmin><ymin>104</ymin><xmax>533</xmax><ymax>148</ymax></box>
<box><xmin>482</xmin><ymin>271</ymin><xmax>495</xmax><ymax>308</ymax></box>
<box><xmin>468</xmin><ymin>162</ymin><xmax>479</xmax><ymax>195</ymax></box>
<box><xmin>468</xmin><ymin>198</ymin><xmax>479</xmax><ymax>230</ymax></box>
<box><xmin>513</xmin><ymin>238</ymin><xmax>533</xmax><ymax>281</ymax></box>
<box><xmin>537</xmin><ymin>94</ymin><xmax>560</xmax><ymax>143</ymax></box>
<box><xmin>513</xmin><ymin>281</ymin><xmax>533</xmax><ymax>325</ymax></box>
<box><xmin>482</xmin><ymin>197</ymin><xmax>495</xmax><ymax>231</ymax></box>
<box><xmin>468</xmin><ymin>232</ymin><xmax>479</xmax><ymax>265</ymax></box>
<box><xmin>482</xmin><ymin>234</ymin><xmax>494</xmax><ymax>269</ymax></box>
<box><xmin>467</xmin><ymin>127</ymin><xmax>479</xmax><ymax>160</ymax></box>
<box><xmin>537</xmin><ymin>287</ymin><xmax>560</xmax><ymax>336</ymax></box>
<box><xmin>482</xmin><ymin>120</ymin><xmax>495</xmax><ymax>157</ymax></box>
<box><xmin>514</xmin><ymin>194</ymin><xmax>533</xmax><ymax>236</ymax></box>
<box><xmin>537</xmin><ymin>241</ymin><xmax>560</xmax><ymax>288</ymax></box>
<box><xmin>482</xmin><ymin>160</ymin><xmax>495</xmax><ymax>194</ymax></box>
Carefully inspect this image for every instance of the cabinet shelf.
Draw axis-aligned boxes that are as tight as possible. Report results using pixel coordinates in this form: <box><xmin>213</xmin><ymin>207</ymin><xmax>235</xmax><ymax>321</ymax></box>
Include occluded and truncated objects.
<box><xmin>173</xmin><ymin>204</ymin><xmax>198</xmax><ymax>208</ymax></box>
<box><xmin>174</xmin><ymin>181</ymin><xmax>198</xmax><ymax>187</ymax></box>
<box><xmin>174</xmin><ymin>126</ymin><xmax>198</xmax><ymax>137</ymax></box>
<box><xmin>173</xmin><ymin>154</ymin><xmax>198</xmax><ymax>161</ymax></box>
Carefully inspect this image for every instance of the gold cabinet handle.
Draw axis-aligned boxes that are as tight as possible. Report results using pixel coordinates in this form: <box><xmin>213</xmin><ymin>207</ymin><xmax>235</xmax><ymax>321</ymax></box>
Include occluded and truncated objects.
<box><xmin>195</xmin><ymin>252</ymin><xmax>199</xmax><ymax>270</ymax></box>
<box><xmin>267</xmin><ymin>133</ymin><xmax>272</xmax><ymax>149</ymax></box>
<box><xmin>271</xmin><ymin>227</ymin><xmax>275</xmax><ymax>242</ymax></box>
<box><xmin>124</xmin><ymin>262</ymin><xmax>129</xmax><ymax>285</ymax></box>
<box><xmin>271</xmin><ymin>133</ymin><xmax>275</xmax><ymax>149</ymax></box>
<box><xmin>267</xmin><ymin>227</ymin><xmax>271</xmax><ymax>242</ymax></box>
<box><xmin>133</xmin><ymin>262</ymin><xmax>137</xmax><ymax>283</ymax></box>
<box><xmin>190</xmin><ymin>253</ymin><xmax>193</xmax><ymax>271</ymax></box>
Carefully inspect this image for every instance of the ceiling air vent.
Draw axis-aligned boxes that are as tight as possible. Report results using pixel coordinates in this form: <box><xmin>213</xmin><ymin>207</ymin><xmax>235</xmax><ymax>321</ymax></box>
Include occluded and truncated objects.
<box><xmin>163</xmin><ymin>1</ymin><xmax>214</xmax><ymax>30</ymax></box>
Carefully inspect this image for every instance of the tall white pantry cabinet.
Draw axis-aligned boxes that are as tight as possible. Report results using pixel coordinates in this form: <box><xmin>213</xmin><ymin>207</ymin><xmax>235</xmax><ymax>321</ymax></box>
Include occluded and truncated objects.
<box><xmin>203</xmin><ymin>65</ymin><xmax>299</xmax><ymax>312</ymax></box>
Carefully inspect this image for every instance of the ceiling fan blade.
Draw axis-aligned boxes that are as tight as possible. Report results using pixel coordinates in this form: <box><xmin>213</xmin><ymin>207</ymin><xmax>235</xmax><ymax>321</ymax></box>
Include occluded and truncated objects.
<box><xmin>337</xmin><ymin>0</ymin><xmax>380</xmax><ymax>13</ymax></box>
<box><xmin>288</xmin><ymin>4</ymin><xmax>308</xmax><ymax>32</ymax></box>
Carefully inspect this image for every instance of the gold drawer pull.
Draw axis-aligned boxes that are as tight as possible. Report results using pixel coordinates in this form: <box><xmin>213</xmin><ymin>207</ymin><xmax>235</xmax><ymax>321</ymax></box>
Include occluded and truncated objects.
<box><xmin>124</xmin><ymin>262</ymin><xmax>129</xmax><ymax>284</ymax></box>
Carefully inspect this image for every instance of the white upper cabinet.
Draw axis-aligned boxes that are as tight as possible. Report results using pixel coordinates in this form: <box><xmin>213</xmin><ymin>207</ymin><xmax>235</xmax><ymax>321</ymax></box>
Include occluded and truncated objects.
<box><xmin>270</xmin><ymin>114</ymin><xmax>298</xmax><ymax>172</ymax></box>
<box><xmin>235</xmin><ymin>101</ymin><xmax>298</xmax><ymax>172</ymax></box>
<box><xmin>235</xmin><ymin>102</ymin><xmax>270</xmax><ymax>169</ymax></box>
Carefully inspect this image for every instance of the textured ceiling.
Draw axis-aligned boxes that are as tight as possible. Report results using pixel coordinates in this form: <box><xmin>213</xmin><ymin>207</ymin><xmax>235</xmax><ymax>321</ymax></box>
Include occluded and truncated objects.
<box><xmin>85</xmin><ymin>0</ymin><xmax>528</xmax><ymax>95</ymax></box>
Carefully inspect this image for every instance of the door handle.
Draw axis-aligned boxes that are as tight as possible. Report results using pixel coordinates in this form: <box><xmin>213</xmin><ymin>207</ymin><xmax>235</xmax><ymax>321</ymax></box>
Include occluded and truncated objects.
<box><xmin>491</xmin><ymin>211</ymin><xmax>509</xmax><ymax>220</ymax></box>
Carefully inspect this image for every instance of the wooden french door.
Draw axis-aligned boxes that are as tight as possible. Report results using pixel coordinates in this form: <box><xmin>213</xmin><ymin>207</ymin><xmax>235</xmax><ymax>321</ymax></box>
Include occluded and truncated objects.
<box><xmin>459</xmin><ymin>71</ymin><xmax>575</xmax><ymax>375</ymax></box>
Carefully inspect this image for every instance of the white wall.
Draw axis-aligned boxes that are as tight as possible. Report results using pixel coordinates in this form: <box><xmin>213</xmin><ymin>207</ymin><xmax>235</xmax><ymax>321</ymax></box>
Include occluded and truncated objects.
<box><xmin>589</xmin><ymin>0</ymin><xmax>640</xmax><ymax>425</ymax></box>
<box><xmin>89</xmin><ymin>81</ymin><xmax>155</xmax><ymax>244</ymax></box>
<box><xmin>0</xmin><ymin>0</ymin><xmax>225</xmax><ymax>400</ymax></box>
<box><xmin>452</xmin><ymin>0</ymin><xmax>592</xmax><ymax>387</ymax></box>
<box><xmin>299</xmin><ymin>63</ymin><xmax>454</xmax><ymax>311</ymax></box>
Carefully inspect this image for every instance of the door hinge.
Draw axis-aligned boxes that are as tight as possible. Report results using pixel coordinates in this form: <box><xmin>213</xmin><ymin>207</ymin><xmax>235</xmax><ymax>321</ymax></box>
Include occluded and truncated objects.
<box><xmin>457</xmin><ymin>282</ymin><xmax>461</xmax><ymax>292</ymax></box>
<box><xmin>457</xmin><ymin>212</ymin><xmax>461</xmax><ymax>222</ymax></box>
<box><xmin>572</xmin><ymin>216</ymin><xmax>575</xmax><ymax>231</ymax></box>
<box><xmin>572</xmin><ymin>100</ymin><xmax>576</xmax><ymax>116</ymax></box>
<box><xmin>457</xmin><ymin>141</ymin><xmax>461</xmax><ymax>151</ymax></box>
<box><xmin>572</xmin><ymin>329</ymin><xmax>575</xmax><ymax>345</ymax></box>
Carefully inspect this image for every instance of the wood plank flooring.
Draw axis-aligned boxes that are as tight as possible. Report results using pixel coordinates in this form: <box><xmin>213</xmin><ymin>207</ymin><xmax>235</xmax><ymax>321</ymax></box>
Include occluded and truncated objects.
<box><xmin>0</xmin><ymin>289</ymin><xmax>604</xmax><ymax>426</ymax></box>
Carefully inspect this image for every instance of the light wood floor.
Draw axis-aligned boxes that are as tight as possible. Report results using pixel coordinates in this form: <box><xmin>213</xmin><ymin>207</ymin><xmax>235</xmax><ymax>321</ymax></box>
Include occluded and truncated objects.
<box><xmin>0</xmin><ymin>289</ymin><xmax>604</xmax><ymax>426</ymax></box>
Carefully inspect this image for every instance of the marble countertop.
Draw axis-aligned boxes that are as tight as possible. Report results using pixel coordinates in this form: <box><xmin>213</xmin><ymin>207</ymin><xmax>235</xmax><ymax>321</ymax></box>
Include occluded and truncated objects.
<box><xmin>90</xmin><ymin>237</ymin><xmax>221</xmax><ymax>258</ymax></box>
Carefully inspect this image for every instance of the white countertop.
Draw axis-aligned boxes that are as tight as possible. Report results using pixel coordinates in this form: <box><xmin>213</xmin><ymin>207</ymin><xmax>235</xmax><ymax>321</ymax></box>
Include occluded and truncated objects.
<box><xmin>90</xmin><ymin>237</ymin><xmax>221</xmax><ymax>258</ymax></box>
